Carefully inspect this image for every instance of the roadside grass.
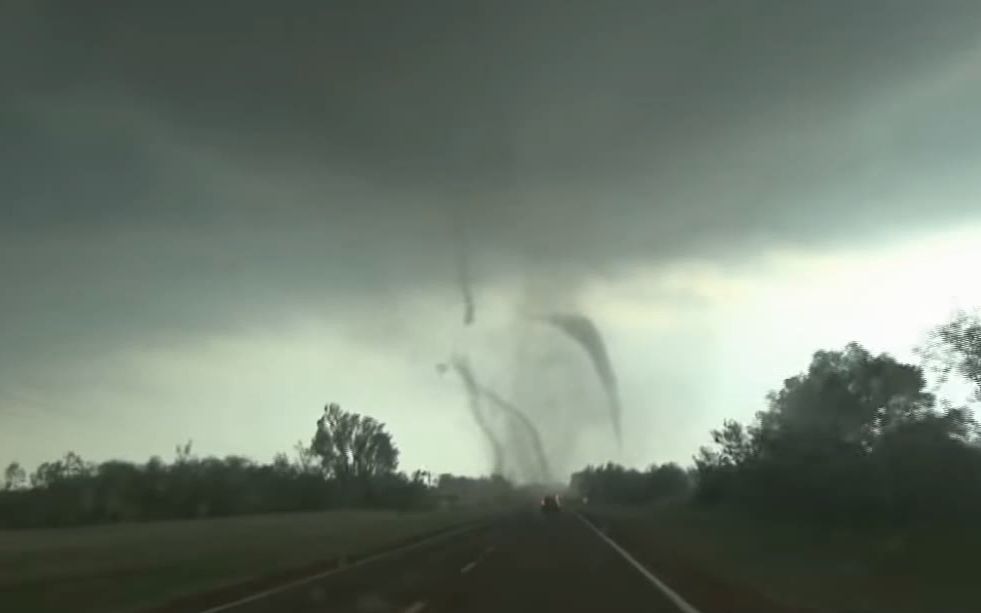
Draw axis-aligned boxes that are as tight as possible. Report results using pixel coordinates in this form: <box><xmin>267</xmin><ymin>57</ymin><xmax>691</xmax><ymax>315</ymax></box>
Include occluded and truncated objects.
<box><xmin>587</xmin><ymin>501</ymin><xmax>978</xmax><ymax>613</ymax></box>
<box><xmin>0</xmin><ymin>508</ymin><xmax>490</xmax><ymax>613</ymax></box>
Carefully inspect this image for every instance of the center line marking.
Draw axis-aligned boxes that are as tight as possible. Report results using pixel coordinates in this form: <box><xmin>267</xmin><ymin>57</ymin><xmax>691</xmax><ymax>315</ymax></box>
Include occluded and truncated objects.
<box><xmin>460</xmin><ymin>560</ymin><xmax>478</xmax><ymax>574</ymax></box>
<box><xmin>404</xmin><ymin>601</ymin><xmax>427</xmax><ymax>613</ymax></box>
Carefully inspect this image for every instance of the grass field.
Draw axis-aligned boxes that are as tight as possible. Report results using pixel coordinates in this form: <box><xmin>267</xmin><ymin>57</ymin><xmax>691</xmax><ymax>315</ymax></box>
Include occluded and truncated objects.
<box><xmin>588</xmin><ymin>502</ymin><xmax>978</xmax><ymax>613</ymax></box>
<box><xmin>0</xmin><ymin>508</ymin><xmax>490</xmax><ymax>613</ymax></box>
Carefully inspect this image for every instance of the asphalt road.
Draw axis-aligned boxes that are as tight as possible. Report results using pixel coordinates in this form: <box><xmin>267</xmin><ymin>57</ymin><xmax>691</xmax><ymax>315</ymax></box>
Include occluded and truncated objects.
<box><xmin>198</xmin><ymin>507</ymin><xmax>696</xmax><ymax>613</ymax></box>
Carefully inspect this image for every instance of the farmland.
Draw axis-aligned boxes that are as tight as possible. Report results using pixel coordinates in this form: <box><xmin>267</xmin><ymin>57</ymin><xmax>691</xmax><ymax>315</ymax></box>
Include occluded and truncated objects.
<box><xmin>0</xmin><ymin>508</ymin><xmax>488</xmax><ymax>613</ymax></box>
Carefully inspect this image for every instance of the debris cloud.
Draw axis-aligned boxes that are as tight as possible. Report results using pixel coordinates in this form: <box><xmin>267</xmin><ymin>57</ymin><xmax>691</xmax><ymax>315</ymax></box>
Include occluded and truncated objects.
<box><xmin>479</xmin><ymin>386</ymin><xmax>552</xmax><ymax>483</ymax></box>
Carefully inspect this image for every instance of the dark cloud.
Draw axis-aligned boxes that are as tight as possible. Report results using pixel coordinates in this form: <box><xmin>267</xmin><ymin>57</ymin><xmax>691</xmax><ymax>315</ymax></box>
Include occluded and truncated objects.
<box><xmin>8</xmin><ymin>1</ymin><xmax>981</xmax><ymax>238</ymax></box>
<box><xmin>4</xmin><ymin>0</ymin><xmax>981</xmax><ymax>385</ymax></box>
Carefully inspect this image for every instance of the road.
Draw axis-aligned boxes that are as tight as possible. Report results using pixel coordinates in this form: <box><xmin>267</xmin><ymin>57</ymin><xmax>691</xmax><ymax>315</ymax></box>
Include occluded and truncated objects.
<box><xmin>195</xmin><ymin>508</ymin><xmax>698</xmax><ymax>613</ymax></box>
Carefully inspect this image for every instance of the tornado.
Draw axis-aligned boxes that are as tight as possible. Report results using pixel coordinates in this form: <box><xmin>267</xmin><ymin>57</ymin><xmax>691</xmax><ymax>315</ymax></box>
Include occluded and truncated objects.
<box><xmin>540</xmin><ymin>313</ymin><xmax>622</xmax><ymax>447</ymax></box>
<box><xmin>478</xmin><ymin>386</ymin><xmax>552</xmax><ymax>484</ymax></box>
<box><xmin>448</xmin><ymin>357</ymin><xmax>503</xmax><ymax>474</ymax></box>
<box><xmin>450</xmin><ymin>211</ymin><xmax>476</xmax><ymax>326</ymax></box>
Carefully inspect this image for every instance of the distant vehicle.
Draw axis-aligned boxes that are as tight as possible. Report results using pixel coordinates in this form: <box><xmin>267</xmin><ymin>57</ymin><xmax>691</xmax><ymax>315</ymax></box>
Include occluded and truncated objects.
<box><xmin>540</xmin><ymin>494</ymin><xmax>561</xmax><ymax>515</ymax></box>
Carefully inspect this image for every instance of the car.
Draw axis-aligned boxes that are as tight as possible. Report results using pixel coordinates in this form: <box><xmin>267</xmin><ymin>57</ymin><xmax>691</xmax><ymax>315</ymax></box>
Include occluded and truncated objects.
<box><xmin>540</xmin><ymin>494</ymin><xmax>561</xmax><ymax>515</ymax></box>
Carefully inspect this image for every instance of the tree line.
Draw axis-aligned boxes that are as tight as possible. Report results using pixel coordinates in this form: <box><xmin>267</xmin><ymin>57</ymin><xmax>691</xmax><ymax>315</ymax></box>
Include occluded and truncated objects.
<box><xmin>570</xmin><ymin>462</ymin><xmax>691</xmax><ymax>505</ymax></box>
<box><xmin>9</xmin><ymin>311</ymin><xmax>980</xmax><ymax>529</ymax></box>
<box><xmin>574</xmin><ymin>311</ymin><xmax>981</xmax><ymax>527</ymax></box>
<box><xmin>0</xmin><ymin>403</ymin><xmax>513</xmax><ymax>529</ymax></box>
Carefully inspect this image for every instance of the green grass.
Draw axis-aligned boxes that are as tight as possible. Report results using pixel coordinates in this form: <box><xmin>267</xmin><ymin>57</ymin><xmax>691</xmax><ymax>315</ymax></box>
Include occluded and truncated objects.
<box><xmin>589</xmin><ymin>502</ymin><xmax>978</xmax><ymax>613</ymax></box>
<box><xmin>0</xmin><ymin>508</ymin><xmax>490</xmax><ymax>613</ymax></box>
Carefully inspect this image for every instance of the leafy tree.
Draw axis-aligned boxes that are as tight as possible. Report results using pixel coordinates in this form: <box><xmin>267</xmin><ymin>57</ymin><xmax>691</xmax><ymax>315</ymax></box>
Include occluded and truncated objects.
<box><xmin>694</xmin><ymin>341</ymin><xmax>981</xmax><ymax>526</ymax></box>
<box><xmin>292</xmin><ymin>440</ymin><xmax>320</xmax><ymax>474</ymax></box>
<box><xmin>919</xmin><ymin>310</ymin><xmax>981</xmax><ymax>401</ymax></box>
<box><xmin>310</xmin><ymin>403</ymin><xmax>399</xmax><ymax>479</ymax></box>
<box><xmin>699</xmin><ymin>420</ymin><xmax>754</xmax><ymax>467</ymax></box>
<box><xmin>874</xmin><ymin>406</ymin><xmax>981</xmax><ymax>522</ymax></box>
<box><xmin>271</xmin><ymin>452</ymin><xmax>293</xmax><ymax>475</ymax></box>
<box><xmin>30</xmin><ymin>451</ymin><xmax>92</xmax><ymax>488</ymax></box>
<box><xmin>570</xmin><ymin>462</ymin><xmax>690</xmax><ymax>504</ymax></box>
<box><xmin>647</xmin><ymin>463</ymin><xmax>690</xmax><ymax>499</ymax></box>
<box><xmin>0</xmin><ymin>406</ymin><xmax>426</xmax><ymax>528</ymax></box>
<box><xmin>3</xmin><ymin>462</ymin><xmax>26</xmax><ymax>490</ymax></box>
<box><xmin>175</xmin><ymin>440</ymin><xmax>195</xmax><ymax>463</ymax></box>
<box><xmin>763</xmin><ymin>342</ymin><xmax>934</xmax><ymax>450</ymax></box>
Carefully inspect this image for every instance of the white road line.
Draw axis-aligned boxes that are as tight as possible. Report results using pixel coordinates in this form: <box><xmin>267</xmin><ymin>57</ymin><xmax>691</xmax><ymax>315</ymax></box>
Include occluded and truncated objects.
<box><xmin>403</xmin><ymin>601</ymin><xmax>428</xmax><ymax>613</ymax></box>
<box><xmin>575</xmin><ymin>513</ymin><xmax>704</xmax><ymax>613</ymax></box>
<box><xmin>460</xmin><ymin>560</ymin><xmax>478</xmax><ymax>574</ymax></box>
<box><xmin>195</xmin><ymin>521</ymin><xmax>486</xmax><ymax>613</ymax></box>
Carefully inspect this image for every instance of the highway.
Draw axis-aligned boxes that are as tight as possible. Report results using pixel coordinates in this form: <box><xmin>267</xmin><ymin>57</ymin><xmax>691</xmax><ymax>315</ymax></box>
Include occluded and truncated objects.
<box><xmin>193</xmin><ymin>508</ymin><xmax>699</xmax><ymax>613</ymax></box>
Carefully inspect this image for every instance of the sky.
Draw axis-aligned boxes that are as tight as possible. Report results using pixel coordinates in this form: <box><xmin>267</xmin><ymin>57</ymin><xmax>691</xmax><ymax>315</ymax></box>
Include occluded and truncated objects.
<box><xmin>3</xmin><ymin>1</ymin><xmax>981</xmax><ymax>480</ymax></box>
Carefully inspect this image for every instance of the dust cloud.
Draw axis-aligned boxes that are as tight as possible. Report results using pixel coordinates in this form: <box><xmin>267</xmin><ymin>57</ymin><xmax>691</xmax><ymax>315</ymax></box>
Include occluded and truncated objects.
<box><xmin>480</xmin><ymin>387</ymin><xmax>552</xmax><ymax>484</ymax></box>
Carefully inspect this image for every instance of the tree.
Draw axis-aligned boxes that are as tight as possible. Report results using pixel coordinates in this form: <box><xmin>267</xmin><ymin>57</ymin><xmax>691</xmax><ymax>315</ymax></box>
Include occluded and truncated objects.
<box><xmin>705</xmin><ymin>420</ymin><xmax>755</xmax><ymax>466</ymax></box>
<box><xmin>175</xmin><ymin>440</ymin><xmax>195</xmax><ymax>463</ymax></box>
<box><xmin>919</xmin><ymin>310</ymin><xmax>981</xmax><ymax>401</ymax></box>
<box><xmin>30</xmin><ymin>451</ymin><xmax>92</xmax><ymax>488</ymax></box>
<box><xmin>271</xmin><ymin>452</ymin><xmax>293</xmax><ymax>476</ymax></box>
<box><xmin>0</xmin><ymin>430</ymin><xmax>425</xmax><ymax>528</ymax></box>
<box><xmin>3</xmin><ymin>462</ymin><xmax>26</xmax><ymax>490</ymax></box>
<box><xmin>874</xmin><ymin>406</ymin><xmax>981</xmax><ymax>522</ymax></box>
<box><xmin>310</xmin><ymin>403</ymin><xmax>399</xmax><ymax>479</ymax></box>
<box><xmin>693</xmin><ymin>342</ymin><xmax>960</xmax><ymax>524</ymax></box>
<box><xmin>647</xmin><ymin>463</ymin><xmax>691</xmax><ymax>499</ymax></box>
<box><xmin>569</xmin><ymin>462</ymin><xmax>690</xmax><ymax>505</ymax></box>
<box><xmin>764</xmin><ymin>343</ymin><xmax>934</xmax><ymax>450</ymax></box>
<box><xmin>292</xmin><ymin>440</ymin><xmax>319</xmax><ymax>474</ymax></box>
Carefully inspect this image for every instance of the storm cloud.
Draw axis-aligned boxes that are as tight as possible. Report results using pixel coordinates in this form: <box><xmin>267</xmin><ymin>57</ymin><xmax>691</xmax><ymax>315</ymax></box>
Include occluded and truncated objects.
<box><xmin>4</xmin><ymin>1</ymin><xmax>981</xmax><ymax>473</ymax></box>
<box><xmin>9</xmin><ymin>3</ymin><xmax>981</xmax><ymax>240</ymax></box>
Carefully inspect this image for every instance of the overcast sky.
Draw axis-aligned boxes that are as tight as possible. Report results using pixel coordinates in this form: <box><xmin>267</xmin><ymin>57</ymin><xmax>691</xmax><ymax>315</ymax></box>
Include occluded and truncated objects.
<box><xmin>3</xmin><ymin>1</ymin><xmax>981</xmax><ymax>479</ymax></box>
